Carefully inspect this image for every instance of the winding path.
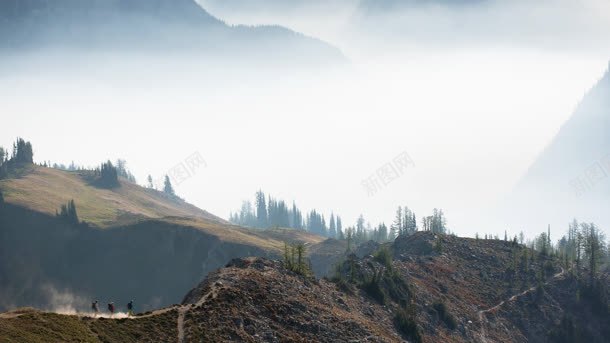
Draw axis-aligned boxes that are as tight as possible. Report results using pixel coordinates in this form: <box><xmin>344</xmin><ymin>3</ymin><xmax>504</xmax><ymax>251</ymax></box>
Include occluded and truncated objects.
<box><xmin>477</xmin><ymin>267</ymin><xmax>566</xmax><ymax>343</ymax></box>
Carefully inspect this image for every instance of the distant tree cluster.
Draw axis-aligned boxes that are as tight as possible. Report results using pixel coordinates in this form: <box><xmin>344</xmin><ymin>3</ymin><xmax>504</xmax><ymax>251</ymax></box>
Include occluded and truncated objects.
<box><xmin>11</xmin><ymin>138</ymin><xmax>33</xmax><ymax>164</ymax></box>
<box><xmin>115</xmin><ymin>159</ymin><xmax>137</xmax><ymax>183</ymax></box>
<box><xmin>49</xmin><ymin>161</ymin><xmax>86</xmax><ymax>171</ymax></box>
<box><xmin>230</xmin><ymin>194</ymin><xmax>450</xmax><ymax>245</ymax></box>
<box><xmin>421</xmin><ymin>208</ymin><xmax>447</xmax><ymax>234</ymax></box>
<box><xmin>229</xmin><ymin>190</ymin><xmax>344</xmax><ymax>238</ymax></box>
<box><xmin>283</xmin><ymin>242</ymin><xmax>310</xmax><ymax>276</ymax></box>
<box><xmin>56</xmin><ymin>199</ymin><xmax>79</xmax><ymax>225</ymax></box>
<box><xmin>500</xmin><ymin>219</ymin><xmax>610</xmax><ymax>288</ymax></box>
<box><xmin>391</xmin><ymin>206</ymin><xmax>418</xmax><ymax>239</ymax></box>
<box><xmin>95</xmin><ymin>161</ymin><xmax>120</xmax><ymax>188</ymax></box>
<box><xmin>0</xmin><ymin>137</ymin><xmax>35</xmax><ymax>178</ymax></box>
<box><xmin>46</xmin><ymin>158</ymin><xmax>137</xmax><ymax>184</ymax></box>
<box><xmin>553</xmin><ymin>220</ymin><xmax>607</xmax><ymax>281</ymax></box>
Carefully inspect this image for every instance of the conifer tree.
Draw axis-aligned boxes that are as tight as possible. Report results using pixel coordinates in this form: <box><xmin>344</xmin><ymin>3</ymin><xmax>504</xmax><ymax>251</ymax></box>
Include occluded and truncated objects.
<box><xmin>336</xmin><ymin>216</ymin><xmax>343</xmax><ymax>237</ymax></box>
<box><xmin>329</xmin><ymin>213</ymin><xmax>337</xmax><ymax>238</ymax></box>
<box><xmin>163</xmin><ymin>175</ymin><xmax>175</xmax><ymax>196</ymax></box>
<box><xmin>582</xmin><ymin>222</ymin><xmax>606</xmax><ymax>284</ymax></box>
<box><xmin>392</xmin><ymin>206</ymin><xmax>403</xmax><ymax>236</ymax></box>
<box><xmin>255</xmin><ymin>190</ymin><xmax>268</xmax><ymax>228</ymax></box>
<box><xmin>147</xmin><ymin>175</ymin><xmax>154</xmax><ymax>189</ymax></box>
<box><xmin>57</xmin><ymin>199</ymin><xmax>78</xmax><ymax>225</ymax></box>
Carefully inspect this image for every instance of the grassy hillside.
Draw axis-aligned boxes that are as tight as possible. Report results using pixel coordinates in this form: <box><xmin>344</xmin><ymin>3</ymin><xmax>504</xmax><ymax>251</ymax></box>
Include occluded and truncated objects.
<box><xmin>0</xmin><ymin>165</ymin><xmax>329</xmax><ymax>251</ymax></box>
<box><xmin>0</xmin><ymin>164</ymin><xmax>337</xmax><ymax>312</ymax></box>
<box><xmin>0</xmin><ymin>308</ymin><xmax>178</xmax><ymax>343</ymax></box>
<box><xmin>0</xmin><ymin>165</ymin><xmax>225</xmax><ymax>228</ymax></box>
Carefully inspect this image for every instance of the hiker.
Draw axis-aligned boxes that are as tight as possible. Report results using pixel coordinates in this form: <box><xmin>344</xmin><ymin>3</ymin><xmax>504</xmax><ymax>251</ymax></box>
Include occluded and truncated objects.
<box><xmin>127</xmin><ymin>300</ymin><xmax>133</xmax><ymax>316</ymax></box>
<box><xmin>108</xmin><ymin>302</ymin><xmax>115</xmax><ymax>316</ymax></box>
<box><xmin>91</xmin><ymin>300</ymin><xmax>99</xmax><ymax>317</ymax></box>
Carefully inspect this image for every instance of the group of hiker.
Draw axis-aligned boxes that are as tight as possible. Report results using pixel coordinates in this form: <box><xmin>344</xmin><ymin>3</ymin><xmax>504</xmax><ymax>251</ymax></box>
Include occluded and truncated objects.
<box><xmin>91</xmin><ymin>300</ymin><xmax>134</xmax><ymax>317</ymax></box>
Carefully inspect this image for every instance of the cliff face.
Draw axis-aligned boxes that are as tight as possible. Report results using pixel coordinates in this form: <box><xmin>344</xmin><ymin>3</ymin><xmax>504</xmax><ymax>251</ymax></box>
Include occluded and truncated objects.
<box><xmin>0</xmin><ymin>203</ymin><xmax>276</xmax><ymax>312</ymax></box>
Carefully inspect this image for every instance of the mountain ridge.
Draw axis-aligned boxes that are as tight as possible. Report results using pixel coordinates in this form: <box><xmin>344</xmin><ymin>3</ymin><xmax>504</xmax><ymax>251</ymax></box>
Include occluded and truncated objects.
<box><xmin>2</xmin><ymin>232</ymin><xmax>608</xmax><ymax>342</ymax></box>
<box><xmin>0</xmin><ymin>0</ymin><xmax>346</xmax><ymax>64</ymax></box>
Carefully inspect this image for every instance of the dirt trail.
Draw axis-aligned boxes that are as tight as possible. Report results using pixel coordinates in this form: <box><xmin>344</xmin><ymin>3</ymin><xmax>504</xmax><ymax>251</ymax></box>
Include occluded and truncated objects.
<box><xmin>477</xmin><ymin>267</ymin><xmax>565</xmax><ymax>343</ymax></box>
<box><xmin>176</xmin><ymin>276</ymin><xmax>224</xmax><ymax>343</ymax></box>
<box><xmin>176</xmin><ymin>307</ymin><xmax>187</xmax><ymax>343</ymax></box>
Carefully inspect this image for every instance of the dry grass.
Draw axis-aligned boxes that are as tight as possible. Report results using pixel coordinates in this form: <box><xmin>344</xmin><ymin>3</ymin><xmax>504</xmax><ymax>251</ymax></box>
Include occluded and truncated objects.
<box><xmin>0</xmin><ymin>166</ymin><xmax>224</xmax><ymax>227</ymax></box>
<box><xmin>0</xmin><ymin>165</ymin><xmax>325</xmax><ymax>254</ymax></box>
<box><xmin>0</xmin><ymin>308</ymin><xmax>178</xmax><ymax>343</ymax></box>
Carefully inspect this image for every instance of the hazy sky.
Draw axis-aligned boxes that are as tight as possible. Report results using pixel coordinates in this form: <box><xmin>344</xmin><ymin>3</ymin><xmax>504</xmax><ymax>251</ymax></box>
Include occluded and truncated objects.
<box><xmin>2</xmin><ymin>0</ymin><xmax>610</xmax><ymax>238</ymax></box>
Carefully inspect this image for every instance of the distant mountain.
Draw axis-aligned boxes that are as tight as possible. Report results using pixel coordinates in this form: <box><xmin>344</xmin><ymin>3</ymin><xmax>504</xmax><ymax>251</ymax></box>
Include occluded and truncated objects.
<box><xmin>0</xmin><ymin>0</ymin><xmax>344</xmax><ymax>64</ymax></box>
<box><xmin>507</xmin><ymin>62</ymin><xmax>610</xmax><ymax>232</ymax></box>
<box><xmin>519</xmin><ymin>63</ymin><xmax>610</xmax><ymax>189</ymax></box>
<box><xmin>359</xmin><ymin>0</ymin><xmax>487</xmax><ymax>11</ymax></box>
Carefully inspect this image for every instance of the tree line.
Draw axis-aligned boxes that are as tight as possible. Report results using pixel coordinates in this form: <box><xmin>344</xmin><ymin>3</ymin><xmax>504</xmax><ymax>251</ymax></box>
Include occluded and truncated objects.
<box><xmin>230</xmin><ymin>193</ymin><xmax>450</xmax><ymax>244</ymax></box>
<box><xmin>229</xmin><ymin>190</ymin><xmax>344</xmax><ymax>238</ymax></box>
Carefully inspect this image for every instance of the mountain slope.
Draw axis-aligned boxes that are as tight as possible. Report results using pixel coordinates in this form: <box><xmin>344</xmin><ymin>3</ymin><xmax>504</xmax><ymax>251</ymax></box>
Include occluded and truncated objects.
<box><xmin>506</xmin><ymin>62</ymin><xmax>610</xmax><ymax>232</ymax></box>
<box><xmin>0</xmin><ymin>165</ymin><xmax>329</xmax><ymax>312</ymax></box>
<box><xmin>0</xmin><ymin>165</ymin><xmax>225</xmax><ymax>227</ymax></box>
<box><xmin>519</xmin><ymin>62</ymin><xmax>610</xmax><ymax>190</ymax></box>
<box><xmin>2</xmin><ymin>233</ymin><xmax>608</xmax><ymax>342</ymax></box>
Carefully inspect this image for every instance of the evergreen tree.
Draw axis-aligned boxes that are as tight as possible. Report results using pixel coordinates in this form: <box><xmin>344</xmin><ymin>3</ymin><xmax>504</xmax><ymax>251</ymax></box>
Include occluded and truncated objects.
<box><xmin>392</xmin><ymin>206</ymin><xmax>403</xmax><ymax>236</ymax></box>
<box><xmin>356</xmin><ymin>214</ymin><xmax>366</xmax><ymax>243</ymax></box>
<box><xmin>519</xmin><ymin>231</ymin><xmax>525</xmax><ymax>245</ymax></box>
<box><xmin>389</xmin><ymin>225</ymin><xmax>397</xmax><ymax>241</ymax></box>
<box><xmin>336</xmin><ymin>216</ymin><xmax>343</xmax><ymax>237</ymax></box>
<box><xmin>346</xmin><ymin>227</ymin><xmax>354</xmax><ymax>252</ymax></box>
<box><xmin>290</xmin><ymin>201</ymin><xmax>303</xmax><ymax>230</ymax></box>
<box><xmin>329</xmin><ymin>213</ymin><xmax>337</xmax><ymax>238</ymax></box>
<box><xmin>163</xmin><ymin>175</ymin><xmax>175</xmax><ymax>196</ymax></box>
<box><xmin>535</xmin><ymin>231</ymin><xmax>549</xmax><ymax>256</ymax></box>
<box><xmin>0</xmin><ymin>147</ymin><xmax>5</xmax><ymax>165</ymax></box>
<box><xmin>582</xmin><ymin>222</ymin><xmax>606</xmax><ymax>284</ymax></box>
<box><xmin>147</xmin><ymin>175</ymin><xmax>154</xmax><ymax>189</ymax></box>
<box><xmin>255</xmin><ymin>190</ymin><xmax>268</xmax><ymax>228</ymax></box>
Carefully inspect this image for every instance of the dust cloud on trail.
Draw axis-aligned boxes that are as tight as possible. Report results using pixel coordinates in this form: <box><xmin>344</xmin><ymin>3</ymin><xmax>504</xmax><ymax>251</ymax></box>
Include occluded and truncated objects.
<box><xmin>55</xmin><ymin>310</ymin><xmax>131</xmax><ymax>319</ymax></box>
<box><xmin>42</xmin><ymin>283</ymin><xmax>131</xmax><ymax>319</ymax></box>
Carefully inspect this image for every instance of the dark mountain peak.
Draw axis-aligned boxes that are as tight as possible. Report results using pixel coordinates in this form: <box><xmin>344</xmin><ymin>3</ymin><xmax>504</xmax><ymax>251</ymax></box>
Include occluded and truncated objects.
<box><xmin>1</xmin><ymin>0</ymin><xmax>216</xmax><ymax>19</ymax></box>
